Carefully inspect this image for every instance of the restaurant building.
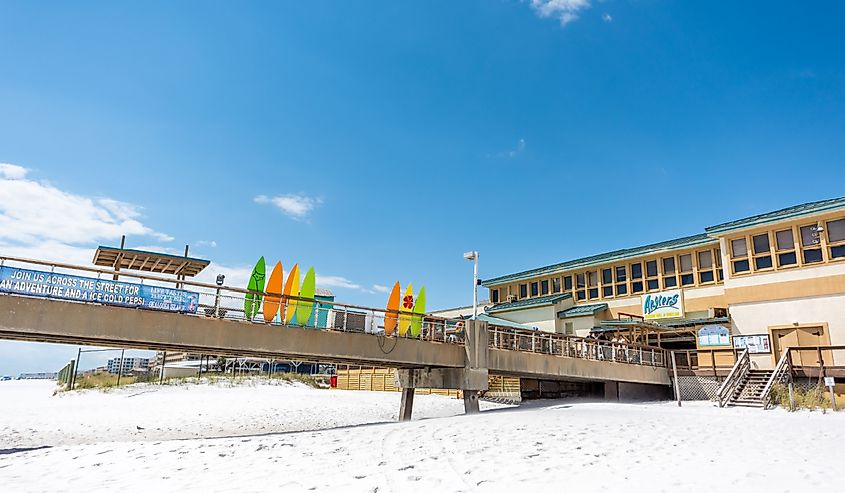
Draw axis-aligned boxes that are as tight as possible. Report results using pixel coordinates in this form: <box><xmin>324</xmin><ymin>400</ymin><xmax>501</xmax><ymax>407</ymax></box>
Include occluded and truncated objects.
<box><xmin>481</xmin><ymin>197</ymin><xmax>845</xmax><ymax>370</ymax></box>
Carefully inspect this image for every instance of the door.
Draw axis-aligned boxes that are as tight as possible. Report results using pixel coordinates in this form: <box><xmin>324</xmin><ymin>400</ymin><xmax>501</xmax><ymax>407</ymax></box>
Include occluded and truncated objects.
<box><xmin>771</xmin><ymin>326</ymin><xmax>828</xmax><ymax>367</ymax></box>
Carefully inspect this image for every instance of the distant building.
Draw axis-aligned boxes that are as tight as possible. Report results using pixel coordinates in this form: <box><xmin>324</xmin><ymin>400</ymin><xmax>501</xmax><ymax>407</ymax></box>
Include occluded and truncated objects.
<box><xmin>18</xmin><ymin>372</ymin><xmax>58</xmax><ymax>380</ymax></box>
<box><xmin>106</xmin><ymin>357</ymin><xmax>150</xmax><ymax>375</ymax></box>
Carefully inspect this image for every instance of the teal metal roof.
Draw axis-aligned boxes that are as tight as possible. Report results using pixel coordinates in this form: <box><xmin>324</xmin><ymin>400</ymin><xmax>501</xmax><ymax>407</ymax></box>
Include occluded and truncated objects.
<box><xmin>483</xmin><ymin>233</ymin><xmax>715</xmax><ymax>287</ymax></box>
<box><xmin>463</xmin><ymin>313</ymin><xmax>538</xmax><ymax>330</ymax></box>
<box><xmin>706</xmin><ymin>196</ymin><xmax>845</xmax><ymax>234</ymax></box>
<box><xmin>558</xmin><ymin>303</ymin><xmax>608</xmax><ymax>319</ymax></box>
<box><xmin>486</xmin><ymin>293</ymin><xmax>571</xmax><ymax>313</ymax></box>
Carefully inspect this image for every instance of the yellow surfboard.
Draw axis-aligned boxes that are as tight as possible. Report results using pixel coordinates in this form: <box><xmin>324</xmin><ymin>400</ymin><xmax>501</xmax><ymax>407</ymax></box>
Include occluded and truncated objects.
<box><xmin>263</xmin><ymin>261</ymin><xmax>283</xmax><ymax>323</ymax></box>
<box><xmin>284</xmin><ymin>263</ymin><xmax>300</xmax><ymax>324</ymax></box>
<box><xmin>398</xmin><ymin>283</ymin><xmax>414</xmax><ymax>336</ymax></box>
<box><xmin>384</xmin><ymin>282</ymin><xmax>400</xmax><ymax>335</ymax></box>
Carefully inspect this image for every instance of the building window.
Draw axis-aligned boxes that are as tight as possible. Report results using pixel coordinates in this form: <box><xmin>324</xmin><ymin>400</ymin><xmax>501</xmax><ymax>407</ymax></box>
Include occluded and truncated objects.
<box><xmin>715</xmin><ymin>247</ymin><xmax>724</xmax><ymax>281</ymax></box>
<box><xmin>646</xmin><ymin>260</ymin><xmax>659</xmax><ymax>291</ymax></box>
<box><xmin>752</xmin><ymin>233</ymin><xmax>773</xmax><ymax>270</ymax></box>
<box><xmin>615</xmin><ymin>266</ymin><xmax>627</xmax><ymax>295</ymax></box>
<box><xmin>519</xmin><ymin>284</ymin><xmax>528</xmax><ymax>299</ymax></box>
<box><xmin>630</xmin><ymin>262</ymin><xmax>643</xmax><ymax>292</ymax></box>
<box><xmin>564</xmin><ymin>322</ymin><xmax>574</xmax><ymax>336</ymax></box>
<box><xmin>587</xmin><ymin>271</ymin><xmax>599</xmax><ymax>299</ymax></box>
<box><xmin>564</xmin><ymin>275</ymin><xmax>573</xmax><ymax>291</ymax></box>
<box><xmin>679</xmin><ymin>253</ymin><xmax>694</xmax><ymax>286</ymax></box>
<box><xmin>800</xmin><ymin>224</ymin><xmax>823</xmax><ymax>264</ymax></box>
<box><xmin>541</xmin><ymin>279</ymin><xmax>549</xmax><ymax>295</ymax></box>
<box><xmin>731</xmin><ymin>237</ymin><xmax>750</xmax><ymax>273</ymax></box>
<box><xmin>552</xmin><ymin>277</ymin><xmax>561</xmax><ymax>293</ymax></box>
<box><xmin>662</xmin><ymin>257</ymin><xmax>677</xmax><ymax>288</ymax></box>
<box><xmin>601</xmin><ymin>268</ymin><xmax>613</xmax><ymax>297</ymax></box>
<box><xmin>775</xmin><ymin>228</ymin><xmax>797</xmax><ymax>267</ymax></box>
<box><xmin>491</xmin><ymin>289</ymin><xmax>499</xmax><ymax>303</ymax></box>
<box><xmin>698</xmin><ymin>250</ymin><xmax>714</xmax><ymax>283</ymax></box>
<box><xmin>576</xmin><ymin>273</ymin><xmax>585</xmax><ymax>300</ymax></box>
<box><xmin>827</xmin><ymin>218</ymin><xmax>845</xmax><ymax>259</ymax></box>
<box><xmin>530</xmin><ymin>282</ymin><xmax>539</xmax><ymax>297</ymax></box>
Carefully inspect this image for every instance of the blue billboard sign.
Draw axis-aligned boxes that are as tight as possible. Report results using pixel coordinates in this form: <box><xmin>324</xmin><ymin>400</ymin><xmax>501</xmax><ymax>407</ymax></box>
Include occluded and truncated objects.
<box><xmin>0</xmin><ymin>266</ymin><xmax>199</xmax><ymax>314</ymax></box>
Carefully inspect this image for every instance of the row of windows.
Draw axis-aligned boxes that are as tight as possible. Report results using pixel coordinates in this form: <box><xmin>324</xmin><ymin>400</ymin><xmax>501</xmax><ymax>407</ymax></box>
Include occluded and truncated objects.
<box><xmin>728</xmin><ymin>218</ymin><xmax>845</xmax><ymax>275</ymax></box>
<box><xmin>491</xmin><ymin>247</ymin><xmax>723</xmax><ymax>303</ymax></box>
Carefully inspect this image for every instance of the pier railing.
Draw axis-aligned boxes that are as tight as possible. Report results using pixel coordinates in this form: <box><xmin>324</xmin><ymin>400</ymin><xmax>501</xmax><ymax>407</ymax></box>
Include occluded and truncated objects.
<box><xmin>487</xmin><ymin>325</ymin><xmax>669</xmax><ymax>367</ymax></box>
<box><xmin>1</xmin><ymin>255</ymin><xmax>668</xmax><ymax>369</ymax></box>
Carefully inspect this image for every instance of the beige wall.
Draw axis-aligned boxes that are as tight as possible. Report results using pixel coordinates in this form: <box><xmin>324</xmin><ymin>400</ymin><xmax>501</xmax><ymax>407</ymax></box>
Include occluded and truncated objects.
<box><xmin>492</xmin><ymin>306</ymin><xmax>557</xmax><ymax>332</ymax></box>
<box><xmin>730</xmin><ymin>293</ymin><xmax>845</xmax><ymax>369</ymax></box>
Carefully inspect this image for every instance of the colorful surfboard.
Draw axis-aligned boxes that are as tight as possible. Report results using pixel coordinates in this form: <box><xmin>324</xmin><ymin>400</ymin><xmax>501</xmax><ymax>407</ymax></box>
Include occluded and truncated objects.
<box><xmin>295</xmin><ymin>267</ymin><xmax>316</xmax><ymax>326</ymax></box>
<box><xmin>410</xmin><ymin>286</ymin><xmax>426</xmax><ymax>337</ymax></box>
<box><xmin>384</xmin><ymin>281</ymin><xmax>400</xmax><ymax>335</ymax></box>
<box><xmin>244</xmin><ymin>256</ymin><xmax>266</xmax><ymax>321</ymax></box>
<box><xmin>398</xmin><ymin>283</ymin><xmax>414</xmax><ymax>336</ymax></box>
<box><xmin>284</xmin><ymin>263</ymin><xmax>301</xmax><ymax>324</ymax></box>
<box><xmin>263</xmin><ymin>261</ymin><xmax>283</xmax><ymax>323</ymax></box>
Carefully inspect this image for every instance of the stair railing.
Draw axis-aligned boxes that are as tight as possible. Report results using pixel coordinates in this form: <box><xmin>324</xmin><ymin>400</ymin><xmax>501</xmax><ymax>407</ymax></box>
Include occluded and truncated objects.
<box><xmin>716</xmin><ymin>348</ymin><xmax>750</xmax><ymax>407</ymax></box>
<box><xmin>760</xmin><ymin>349</ymin><xmax>793</xmax><ymax>410</ymax></box>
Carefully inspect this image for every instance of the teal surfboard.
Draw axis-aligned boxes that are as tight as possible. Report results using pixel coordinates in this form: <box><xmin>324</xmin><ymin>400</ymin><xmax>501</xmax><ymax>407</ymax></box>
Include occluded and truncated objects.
<box><xmin>410</xmin><ymin>286</ymin><xmax>426</xmax><ymax>337</ymax></box>
<box><xmin>244</xmin><ymin>256</ymin><xmax>266</xmax><ymax>321</ymax></box>
<box><xmin>295</xmin><ymin>267</ymin><xmax>316</xmax><ymax>326</ymax></box>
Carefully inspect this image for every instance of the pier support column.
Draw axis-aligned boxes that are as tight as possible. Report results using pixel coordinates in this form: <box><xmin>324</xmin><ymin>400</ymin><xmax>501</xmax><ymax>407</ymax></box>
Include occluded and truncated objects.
<box><xmin>399</xmin><ymin>387</ymin><xmax>415</xmax><ymax>421</ymax></box>
<box><xmin>463</xmin><ymin>390</ymin><xmax>480</xmax><ymax>414</ymax></box>
<box><xmin>604</xmin><ymin>381</ymin><xmax>619</xmax><ymax>401</ymax></box>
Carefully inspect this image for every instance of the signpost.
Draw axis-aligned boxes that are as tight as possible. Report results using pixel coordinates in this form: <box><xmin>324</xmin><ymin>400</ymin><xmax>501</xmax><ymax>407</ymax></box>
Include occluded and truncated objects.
<box><xmin>824</xmin><ymin>376</ymin><xmax>837</xmax><ymax>410</ymax></box>
<box><xmin>641</xmin><ymin>289</ymin><xmax>684</xmax><ymax>321</ymax></box>
<box><xmin>732</xmin><ymin>334</ymin><xmax>771</xmax><ymax>354</ymax></box>
<box><xmin>0</xmin><ymin>265</ymin><xmax>199</xmax><ymax>314</ymax></box>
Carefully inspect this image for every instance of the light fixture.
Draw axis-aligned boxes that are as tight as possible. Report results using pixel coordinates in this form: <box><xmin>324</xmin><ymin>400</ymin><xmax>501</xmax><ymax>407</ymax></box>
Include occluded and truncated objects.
<box><xmin>463</xmin><ymin>251</ymin><xmax>479</xmax><ymax>319</ymax></box>
<box><xmin>216</xmin><ymin>274</ymin><xmax>225</xmax><ymax>286</ymax></box>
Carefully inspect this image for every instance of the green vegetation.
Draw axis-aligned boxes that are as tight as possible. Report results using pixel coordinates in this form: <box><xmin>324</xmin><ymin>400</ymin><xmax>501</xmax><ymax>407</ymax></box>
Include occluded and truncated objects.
<box><xmin>770</xmin><ymin>383</ymin><xmax>836</xmax><ymax>412</ymax></box>
<box><xmin>71</xmin><ymin>372</ymin><xmax>138</xmax><ymax>390</ymax></box>
<box><xmin>65</xmin><ymin>371</ymin><xmax>325</xmax><ymax>391</ymax></box>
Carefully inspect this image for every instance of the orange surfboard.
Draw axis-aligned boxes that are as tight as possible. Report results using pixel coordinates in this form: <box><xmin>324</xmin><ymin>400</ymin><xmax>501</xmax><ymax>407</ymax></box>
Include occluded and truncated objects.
<box><xmin>398</xmin><ymin>283</ymin><xmax>414</xmax><ymax>336</ymax></box>
<box><xmin>284</xmin><ymin>263</ymin><xmax>300</xmax><ymax>324</ymax></box>
<box><xmin>263</xmin><ymin>261</ymin><xmax>283</xmax><ymax>323</ymax></box>
<box><xmin>384</xmin><ymin>281</ymin><xmax>400</xmax><ymax>335</ymax></box>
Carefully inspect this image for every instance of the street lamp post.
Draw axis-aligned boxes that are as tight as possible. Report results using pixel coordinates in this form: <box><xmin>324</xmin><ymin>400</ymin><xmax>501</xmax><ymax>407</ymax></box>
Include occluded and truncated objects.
<box><xmin>463</xmin><ymin>251</ymin><xmax>479</xmax><ymax>319</ymax></box>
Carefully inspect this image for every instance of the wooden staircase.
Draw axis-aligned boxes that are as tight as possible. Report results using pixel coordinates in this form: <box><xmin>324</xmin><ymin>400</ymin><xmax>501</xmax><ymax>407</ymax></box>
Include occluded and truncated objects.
<box><xmin>727</xmin><ymin>369</ymin><xmax>774</xmax><ymax>408</ymax></box>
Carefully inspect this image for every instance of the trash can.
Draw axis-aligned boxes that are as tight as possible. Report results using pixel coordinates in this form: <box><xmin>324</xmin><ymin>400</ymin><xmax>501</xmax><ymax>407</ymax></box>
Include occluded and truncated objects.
<box><xmin>330</xmin><ymin>375</ymin><xmax>338</xmax><ymax>388</ymax></box>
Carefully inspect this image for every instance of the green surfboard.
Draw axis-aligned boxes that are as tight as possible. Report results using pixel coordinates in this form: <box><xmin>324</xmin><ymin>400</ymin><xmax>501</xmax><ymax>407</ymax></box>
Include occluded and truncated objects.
<box><xmin>244</xmin><ymin>256</ymin><xmax>266</xmax><ymax>321</ymax></box>
<box><xmin>410</xmin><ymin>286</ymin><xmax>426</xmax><ymax>337</ymax></box>
<box><xmin>295</xmin><ymin>267</ymin><xmax>316</xmax><ymax>326</ymax></box>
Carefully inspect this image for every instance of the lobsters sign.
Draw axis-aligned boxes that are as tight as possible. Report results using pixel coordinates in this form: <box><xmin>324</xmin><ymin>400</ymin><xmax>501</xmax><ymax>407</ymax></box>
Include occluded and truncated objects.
<box><xmin>641</xmin><ymin>289</ymin><xmax>684</xmax><ymax>321</ymax></box>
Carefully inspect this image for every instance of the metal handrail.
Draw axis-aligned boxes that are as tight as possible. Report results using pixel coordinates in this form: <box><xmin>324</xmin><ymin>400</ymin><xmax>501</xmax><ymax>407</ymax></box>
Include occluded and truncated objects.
<box><xmin>760</xmin><ymin>350</ymin><xmax>793</xmax><ymax>409</ymax></box>
<box><xmin>716</xmin><ymin>348</ymin><xmax>749</xmax><ymax>407</ymax></box>
<box><xmin>1</xmin><ymin>254</ymin><xmax>675</xmax><ymax>369</ymax></box>
<box><xmin>486</xmin><ymin>325</ymin><xmax>669</xmax><ymax>367</ymax></box>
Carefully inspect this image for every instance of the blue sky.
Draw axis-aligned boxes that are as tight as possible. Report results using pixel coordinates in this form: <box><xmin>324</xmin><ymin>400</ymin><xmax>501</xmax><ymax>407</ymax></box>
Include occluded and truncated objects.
<box><xmin>1</xmin><ymin>1</ymin><xmax>844</xmax><ymax>374</ymax></box>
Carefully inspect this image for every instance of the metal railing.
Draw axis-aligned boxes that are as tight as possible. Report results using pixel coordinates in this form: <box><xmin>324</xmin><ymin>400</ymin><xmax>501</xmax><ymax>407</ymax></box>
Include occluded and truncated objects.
<box><xmin>716</xmin><ymin>348</ymin><xmax>749</xmax><ymax>407</ymax></box>
<box><xmin>487</xmin><ymin>325</ymin><xmax>669</xmax><ymax>367</ymax></box>
<box><xmin>0</xmin><ymin>255</ymin><xmax>463</xmax><ymax>345</ymax></box>
<box><xmin>673</xmin><ymin>347</ymin><xmax>739</xmax><ymax>374</ymax></box>
<box><xmin>760</xmin><ymin>349</ymin><xmax>793</xmax><ymax>409</ymax></box>
<box><xmin>2</xmin><ymin>254</ymin><xmax>670</xmax><ymax>369</ymax></box>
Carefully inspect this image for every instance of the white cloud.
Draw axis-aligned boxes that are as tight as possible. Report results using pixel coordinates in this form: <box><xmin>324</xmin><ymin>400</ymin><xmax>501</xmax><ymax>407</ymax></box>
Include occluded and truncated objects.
<box><xmin>195</xmin><ymin>240</ymin><xmax>217</xmax><ymax>248</ymax></box>
<box><xmin>0</xmin><ymin>163</ymin><xmax>28</xmax><ymax>180</ymax></box>
<box><xmin>254</xmin><ymin>194</ymin><xmax>322</xmax><ymax>221</ymax></box>
<box><xmin>508</xmin><ymin>138</ymin><xmax>526</xmax><ymax>158</ymax></box>
<box><xmin>530</xmin><ymin>0</ymin><xmax>591</xmax><ymax>26</ymax></box>
<box><xmin>372</xmin><ymin>284</ymin><xmax>391</xmax><ymax>294</ymax></box>
<box><xmin>0</xmin><ymin>166</ymin><xmax>172</xmax><ymax>247</ymax></box>
<box><xmin>316</xmin><ymin>275</ymin><xmax>363</xmax><ymax>291</ymax></box>
<box><xmin>602</xmin><ymin>13</ymin><xmax>613</xmax><ymax>22</ymax></box>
